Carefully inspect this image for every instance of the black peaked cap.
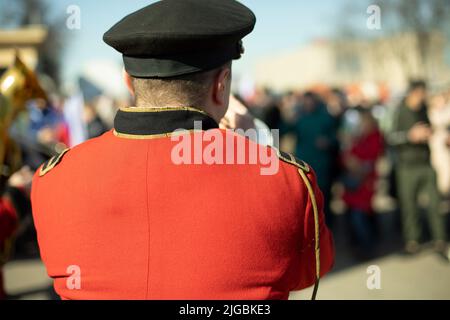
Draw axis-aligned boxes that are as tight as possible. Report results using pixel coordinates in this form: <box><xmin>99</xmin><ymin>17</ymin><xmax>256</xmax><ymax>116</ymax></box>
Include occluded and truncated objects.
<box><xmin>103</xmin><ymin>0</ymin><xmax>256</xmax><ymax>78</ymax></box>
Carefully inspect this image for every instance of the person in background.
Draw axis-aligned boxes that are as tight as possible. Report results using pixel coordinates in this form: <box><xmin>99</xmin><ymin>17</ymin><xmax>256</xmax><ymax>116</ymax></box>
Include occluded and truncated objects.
<box><xmin>0</xmin><ymin>192</ymin><xmax>18</xmax><ymax>300</ymax></box>
<box><xmin>341</xmin><ymin>110</ymin><xmax>384</xmax><ymax>259</ymax></box>
<box><xmin>287</xmin><ymin>92</ymin><xmax>338</xmax><ymax>227</ymax></box>
<box><xmin>10</xmin><ymin>98</ymin><xmax>69</xmax><ymax>171</ymax></box>
<box><xmin>388</xmin><ymin>80</ymin><xmax>448</xmax><ymax>259</ymax></box>
<box><xmin>29</xmin><ymin>98</ymin><xmax>69</xmax><ymax>149</ymax></box>
<box><xmin>428</xmin><ymin>92</ymin><xmax>450</xmax><ymax>197</ymax></box>
<box><xmin>326</xmin><ymin>88</ymin><xmax>348</xmax><ymax>208</ymax></box>
<box><xmin>83</xmin><ymin>103</ymin><xmax>108</xmax><ymax>140</ymax></box>
<box><xmin>248</xmin><ymin>87</ymin><xmax>282</xmax><ymax>131</ymax></box>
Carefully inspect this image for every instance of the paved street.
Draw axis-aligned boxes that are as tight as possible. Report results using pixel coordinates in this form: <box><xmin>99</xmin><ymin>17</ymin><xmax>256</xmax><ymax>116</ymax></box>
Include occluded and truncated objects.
<box><xmin>4</xmin><ymin>248</ymin><xmax>449</xmax><ymax>300</ymax></box>
<box><xmin>291</xmin><ymin>249</ymin><xmax>450</xmax><ymax>300</ymax></box>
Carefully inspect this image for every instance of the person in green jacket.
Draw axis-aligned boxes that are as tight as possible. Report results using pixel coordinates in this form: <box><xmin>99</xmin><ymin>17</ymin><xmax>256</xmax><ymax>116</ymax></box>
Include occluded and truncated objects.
<box><xmin>284</xmin><ymin>92</ymin><xmax>338</xmax><ymax>228</ymax></box>
<box><xmin>389</xmin><ymin>80</ymin><xmax>448</xmax><ymax>260</ymax></box>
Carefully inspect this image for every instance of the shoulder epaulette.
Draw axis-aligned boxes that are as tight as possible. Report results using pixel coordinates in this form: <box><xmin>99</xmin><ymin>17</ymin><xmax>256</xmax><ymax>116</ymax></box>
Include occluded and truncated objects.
<box><xmin>275</xmin><ymin>149</ymin><xmax>310</xmax><ymax>173</ymax></box>
<box><xmin>39</xmin><ymin>149</ymin><xmax>70</xmax><ymax>177</ymax></box>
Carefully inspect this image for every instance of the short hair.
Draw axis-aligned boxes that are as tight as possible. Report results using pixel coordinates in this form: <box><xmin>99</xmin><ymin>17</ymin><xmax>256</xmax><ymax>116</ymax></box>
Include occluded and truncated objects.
<box><xmin>131</xmin><ymin>62</ymin><xmax>231</xmax><ymax>108</ymax></box>
<box><xmin>409</xmin><ymin>80</ymin><xmax>427</xmax><ymax>92</ymax></box>
<box><xmin>303</xmin><ymin>91</ymin><xmax>317</xmax><ymax>100</ymax></box>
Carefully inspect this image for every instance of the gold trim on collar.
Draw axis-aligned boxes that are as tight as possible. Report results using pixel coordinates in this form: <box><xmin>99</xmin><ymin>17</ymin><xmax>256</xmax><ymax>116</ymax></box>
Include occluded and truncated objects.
<box><xmin>113</xmin><ymin>129</ymin><xmax>204</xmax><ymax>140</ymax></box>
<box><xmin>120</xmin><ymin>106</ymin><xmax>209</xmax><ymax>116</ymax></box>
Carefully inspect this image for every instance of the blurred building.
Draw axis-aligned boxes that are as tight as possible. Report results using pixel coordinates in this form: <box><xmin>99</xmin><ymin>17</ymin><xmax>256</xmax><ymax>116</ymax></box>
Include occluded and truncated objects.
<box><xmin>0</xmin><ymin>25</ymin><xmax>47</xmax><ymax>74</ymax></box>
<box><xmin>255</xmin><ymin>32</ymin><xmax>450</xmax><ymax>92</ymax></box>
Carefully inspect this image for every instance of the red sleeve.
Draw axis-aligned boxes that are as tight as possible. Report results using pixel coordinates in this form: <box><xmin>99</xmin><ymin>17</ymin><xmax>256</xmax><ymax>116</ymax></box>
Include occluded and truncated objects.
<box><xmin>0</xmin><ymin>197</ymin><xmax>18</xmax><ymax>243</ymax></box>
<box><xmin>292</xmin><ymin>168</ymin><xmax>335</xmax><ymax>291</ymax></box>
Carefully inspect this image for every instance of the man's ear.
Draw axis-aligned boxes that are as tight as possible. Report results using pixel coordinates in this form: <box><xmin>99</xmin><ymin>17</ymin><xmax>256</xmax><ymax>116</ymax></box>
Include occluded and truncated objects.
<box><xmin>123</xmin><ymin>69</ymin><xmax>135</xmax><ymax>97</ymax></box>
<box><xmin>213</xmin><ymin>67</ymin><xmax>231</xmax><ymax>106</ymax></box>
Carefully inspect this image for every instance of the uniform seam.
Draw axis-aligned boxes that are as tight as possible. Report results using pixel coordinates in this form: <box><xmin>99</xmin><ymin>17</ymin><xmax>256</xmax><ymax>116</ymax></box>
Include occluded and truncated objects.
<box><xmin>145</xmin><ymin>141</ymin><xmax>151</xmax><ymax>299</ymax></box>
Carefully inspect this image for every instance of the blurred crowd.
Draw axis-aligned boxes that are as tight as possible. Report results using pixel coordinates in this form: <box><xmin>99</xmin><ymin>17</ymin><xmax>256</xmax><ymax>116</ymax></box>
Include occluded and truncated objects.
<box><xmin>240</xmin><ymin>81</ymin><xmax>450</xmax><ymax>260</ymax></box>
<box><xmin>1</xmin><ymin>77</ymin><xmax>450</xmax><ymax>299</ymax></box>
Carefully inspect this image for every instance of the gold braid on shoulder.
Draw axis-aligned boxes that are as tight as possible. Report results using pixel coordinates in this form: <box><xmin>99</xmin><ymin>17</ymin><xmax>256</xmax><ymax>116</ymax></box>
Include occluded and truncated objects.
<box><xmin>275</xmin><ymin>149</ymin><xmax>320</xmax><ymax>300</ymax></box>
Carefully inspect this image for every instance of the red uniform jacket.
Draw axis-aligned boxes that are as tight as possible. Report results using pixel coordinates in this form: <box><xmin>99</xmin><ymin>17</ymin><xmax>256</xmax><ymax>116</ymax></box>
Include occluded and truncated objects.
<box><xmin>31</xmin><ymin>107</ymin><xmax>334</xmax><ymax>300</ymax></box>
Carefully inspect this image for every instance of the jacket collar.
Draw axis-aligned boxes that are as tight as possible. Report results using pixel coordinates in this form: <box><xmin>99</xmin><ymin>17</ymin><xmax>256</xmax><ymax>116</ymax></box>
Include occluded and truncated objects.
<box><xmin>113</xmin><ymin>106</ymin><xmax>219</xmax><ymax>139</ymax></box>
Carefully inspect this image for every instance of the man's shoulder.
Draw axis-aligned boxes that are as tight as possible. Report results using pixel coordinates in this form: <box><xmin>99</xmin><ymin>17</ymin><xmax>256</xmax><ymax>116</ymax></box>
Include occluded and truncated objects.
<box><xmin>275</xmin><ymin>149</ymin><xmax>311</xmax><ymax>173</ymax></box>
<box><xmin>35</xmin><ymin>131</ymin><xmax>112</xmax><ymax>179</ymax></box>
<box><xmin>220</xmin><ymin>128</ymin><xmax>311</xmax><ymax>172</ymax></box>
<box><xmin>38</xmin><ymin>148</ymin><xmax>71</xmax><ymax>177</ymax></box>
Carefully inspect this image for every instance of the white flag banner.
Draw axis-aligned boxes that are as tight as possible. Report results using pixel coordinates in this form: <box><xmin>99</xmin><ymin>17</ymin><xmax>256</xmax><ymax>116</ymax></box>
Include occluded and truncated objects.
<box><xmin>63</xmin><ymin>93</ymin><xmax>87</xmax><ymax>147</ymax></box>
